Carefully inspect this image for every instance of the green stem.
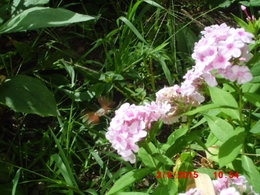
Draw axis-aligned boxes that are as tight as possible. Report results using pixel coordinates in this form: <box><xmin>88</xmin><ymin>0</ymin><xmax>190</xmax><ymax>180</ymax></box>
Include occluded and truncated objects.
<box><xmin>237</xmin><ymin>84</ymin><xmax>244</xmax><ymax>126</ymax></box>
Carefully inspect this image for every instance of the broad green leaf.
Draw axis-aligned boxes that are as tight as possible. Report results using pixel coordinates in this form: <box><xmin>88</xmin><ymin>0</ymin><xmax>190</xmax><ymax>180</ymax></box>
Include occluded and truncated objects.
<box><xmin>138</xmin><ymin>148</ymin><xmax>158</xmax><ymax>168</ymax></box>
<box><xmin>209</xmin><ymin>87</ymin><xmax>239</xmax><ymax>119</ymax></box>
<box><xmin>165</xmin><ymin>130</ymin><xmax>198</xmax><ymax>158</ymax></box>
<box><xmin>242</xmin><ymin>83</ymin><xmax>260</xmax><ymax>93</ymax></box>
<box><xmin>195</xmin><ymin>168</ymin><xmax>217</xmax><ymax>179</ymax></box>
<box><xmin>106</xmin><ymin>168</ymin><xmax>153</xmax><ymax>195</ymax></box>
<box><xmin>24</xmin><ymin>0</ymin><xmax>49</xmax><ymax>7</ymax></box>
<box><xmin>250</xmin><ymin>121</ymin><xmax>260</xmax><ymax>134</ymax></box>
<box><xmin>205</xmin><ymin>115</ymin><xmax>234</xmax><ymax>141</ymax></box>
<box><xmin>161</xmin><ymin>126</ymin><xmax>189</xmax><ymax>151</ymax></box>
<box><xmin>0</xmin><ymin>75</ymin><xmax>57</xmax><ymax>116</ymax></box>
<box><xmin>0</xmin><ymin>7</ymin><xmax>96</xmax><ymax>34</ymax></box>
<box><xmin>241</xmin><ymin>155</ymin><xmax>260</xmax><ymax>193</ymax></box>
<box><xmin>244</xmin><ymin>93</ymin><xmax>260</xmax><ymax>108</ymax></box>
<box><xmin>240</xmin><ymin>0</ymin><xmax>260</xmax><ymax>6</ymax></box>
<box><xmin>184</xmin><ymin>104</ymin><xmax>237</xmax><ymax>116</ymax></box>
<box><xmin>118</xmin><ymin>16</ymin><xmax>146</xmax><ymax>43</ymax></box>
<box><xmin>205</xmin><ymin>133</ymin><xmax>218</xmax><ymax>147</ymax></box>
<box><xmin>153</xmin><ymin>153</ymin><xmax>174</xmax><ymax>166</ymax></box>
<box><xmin>219</xmin><ymin>128</ymin><xmax>245</xmax><ymax>167</ymax></box>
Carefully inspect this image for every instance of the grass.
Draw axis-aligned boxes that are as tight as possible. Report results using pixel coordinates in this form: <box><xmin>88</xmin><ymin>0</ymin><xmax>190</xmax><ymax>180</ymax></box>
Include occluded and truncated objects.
<box><xmin>0</xmin><ymin>0</ymin><xmax>259</xmax><ymax>194</ymax></box>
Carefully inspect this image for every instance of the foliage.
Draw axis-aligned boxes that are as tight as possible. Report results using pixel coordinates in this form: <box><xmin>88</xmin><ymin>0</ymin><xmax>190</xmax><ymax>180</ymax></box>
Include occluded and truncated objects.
<box><xmin>0</xmin><ymin>0</ymin><xmax>259</xmax><ymax>194</ymax></box>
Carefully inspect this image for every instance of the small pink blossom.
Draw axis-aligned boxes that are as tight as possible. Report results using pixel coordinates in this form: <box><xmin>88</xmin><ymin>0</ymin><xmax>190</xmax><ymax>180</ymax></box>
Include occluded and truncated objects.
<box><xmin>231</xmin><ymin>65</ymin><xmax>253</xmax><ymax>84</ymax></box>
<box><xmin>241</xmin><ymin>5</ymin><xmax>247</xmax><ymax>11</ymax></box>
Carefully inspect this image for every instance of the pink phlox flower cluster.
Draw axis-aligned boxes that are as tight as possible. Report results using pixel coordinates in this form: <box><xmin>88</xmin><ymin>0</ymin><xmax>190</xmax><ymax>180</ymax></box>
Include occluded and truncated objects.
<box><xmin>155</xmin><ymin>84</ymin><xmax>204</xmax><ymax>124</ymax></box>
<box><xmin>188</xmin><ymin>23</ymin><xmax>254</xmax><ymax>87</ymax></box>
<box><xmin>213</xmin><ymin>175</ymin><xmax>259</xmax><ymax>195</ymax></box>
<box><xmin>106</xmin><ymin>102</ymin><xmax>170</xmax><ymax>163</ymax></box>
<box><xmin>179</xmin><ymin>175</ymin><xmax>259</xmax><ymax>195</ymax></box>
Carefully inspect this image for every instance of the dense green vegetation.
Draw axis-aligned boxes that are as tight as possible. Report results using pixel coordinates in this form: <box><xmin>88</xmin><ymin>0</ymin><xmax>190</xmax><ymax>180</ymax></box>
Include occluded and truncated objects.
<box><xmin>0</xmin><ymin>0</ymin><xmax>259</xmax><ymax>194</ymax></box>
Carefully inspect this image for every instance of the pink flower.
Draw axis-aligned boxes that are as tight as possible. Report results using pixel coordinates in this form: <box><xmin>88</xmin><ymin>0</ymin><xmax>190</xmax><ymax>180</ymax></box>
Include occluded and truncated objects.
<box><xmin>220</xmin><ymin>37</ymin><xmax>244</xmax><ymax>58</ymax></box>
<box><xmin>179</xmin><ymin>188</ymin><xmax>202</xmax><ymax>195</ymax></box>
<box><xmin>189</xmin><ymin>23</ymin><xmax>254</xmax><ymax>86</ymax></box>
<box><xmin>241</xmin><ymin>5</ymin><xmax>247</xmax><ymax>11</ymax></box>
<box><xmin>155</xmin><ymin>85</ymin><xmax>204</xmax><ymax>124</ymax></box>
<box><xmin>231</xmin><ymin>65</ymin><xmax>253</xmax><ymax>84</ymax></box>
<box><xmin>219</xmin><ymin>187</ymin><xmax>240</xmax><ymax>195</ymax></box>
<box><xmin>202</xmin><ymin>72</ymin><xmax>218</xmax><ymax>86</ymax></box>
<box><xmin>213</xmin><ymin>177</ymin><xmax>230</xmax><ymax>193</ymax></box>
<box><xmin>106</xmin><ymin>102</ymin><xmax>169</xmax><ymax>163</ymax></box>
<box><xmin>232</xmin><ymin>28</ymin><xmax>255</xmax><ymax>44</ymax></box>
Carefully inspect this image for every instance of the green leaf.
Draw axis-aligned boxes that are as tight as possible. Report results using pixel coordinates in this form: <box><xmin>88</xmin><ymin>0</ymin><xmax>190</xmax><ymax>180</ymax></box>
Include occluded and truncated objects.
<box><xmin>218</xmin><ymin>0</ymin><xmax>236</xmax><ymax>8</ymax></box>
<box><xmin>12</xmin><ymin>169</ymin><xmax>21</xmax><ymax>195</ymax></box>
<box><xmin>50</xmin><ymin>154</ymin><xmax>75</xmax><ymax>187</ymax></box>
<box><xmin>24</xmin><ymin>0</ymin><xmax>49</xmax><ymax>7</ymax></box>
<box><xmin>173</xmin><ymin>152</ymin><xmax>195</xmax><ymax>192</ymax></box>
<box><xmin>250</xmin><ymin>56</ymin><xmax>260</xmax><ymax>83</ymax></box>
<box><xmin>205</xmin><ymin>115</ymin><xmax>234</xmax><ymax>141</ymax></box>
<box><xmin>50</xmin><ymin>130</ymin><xmax>78</xmax><ymax>188</ymax></box>
<box><xmin>138</xmin><ymin>148</ymin><xmax>158</xmax><ymax>168</ymax></box>
<box><xmin>106</xmin><ymin>168</ymin><xmax>153</xmax><ymax>195</ymax></box>
<box><xmin>242</xmin><ymin>83</ymin><xmax>260</xmax><ymax>93</ymax></box>
<box><xmin>232</xmin><ymin>14</ymin><xmax>248</xmax><ymax>29</ymax></box>
<box><xmin>165</xmin><ymin>130</ymin><xmax>198</xmax><ymax>158</ymax></box>
<box><xmin>250</xmin><ymin>121</ymin><xmax>260</xmax><ymax>134</ymax></box>
<box><xmin>144</xmin><ymin>0</ymin><xmax>165</xmax><ymax>9</ymax></box>
<box><xmin>161</xmin><ymin>126</ymin><xmax>189</xmax><ymax>151</ymax></box>
<box><xmin>219</xmin><ymin>128</ymin><xmax>245</xmax><ymax>167</ymax></box>
<box><xmin>184</xmin><ymin>104</ymin><xmax>237</xmax><ymax>116</ymax></box>
<box><xmin>99</xmin><ymin>71</ymin><xmax>124</xmax><ymax>83</ymax></box>
<box><xmin>241</xmin><ymin>155</ymin><xmax>260</xmax><ymax>193</ymax></box>
<box><xmin>0</xmin><ymin>7</ymin><xmax>96</xmax><ymax>34</ymax></box>
<box><xmin>153</xmin><ymin>153</ymin><xmax>174</xmax><ymax>166</ymax></box>
<box><xmin>195</xmin><ymin>168</ymin><xmax>217</xmax><ymax>179</ymax></box>
<box><xmin>115</xmin><ymin>193</ymin><xmax>149</xmax><ymax>195</ymax></box>
<box><xmin>244</xmin><ymin>93</ymin><xmax>260</xmax><ymax>108</ymax></box>
<box><xmin>0</xmin><ymin>75</ymin><xmax>57</xmax><ymax>116</ymax></box>
<box><xmin>240</xmin><ymin>0</ymin><xmax>260</xmax><ymax>6</ymax></box>
<box><xmin>118</xmin><ymin>16</ymin><xmax>146</xmax><ymax>43</ymax></box>
<box><xmin>158</xmin><ymin>58</ymin><xmax>173</xmax><ymax>85</ymax></box>
<box><xmin>152</xmin><ymin>182</ymin><xmax>177</xmax><ymax>195</ymax></box>
<box><xmin>209</xmin><ymin>87</ymin><xmax>239</xmax><ymax>119</ymax></box>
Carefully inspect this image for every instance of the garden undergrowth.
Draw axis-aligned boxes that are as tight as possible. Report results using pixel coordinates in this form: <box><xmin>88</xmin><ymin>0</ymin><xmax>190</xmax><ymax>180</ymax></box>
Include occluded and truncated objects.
<box><xmin>0</xmin><ymin>0</ymin><xmax>259</xmax><ymax>194</ymax></box>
